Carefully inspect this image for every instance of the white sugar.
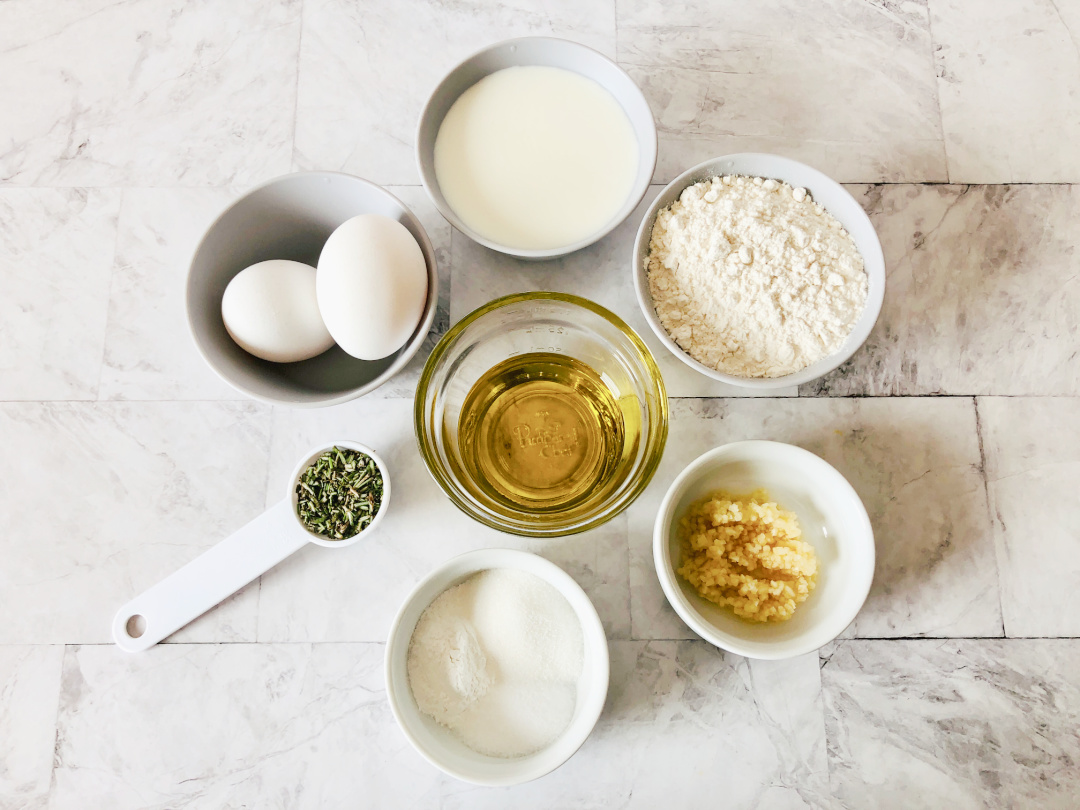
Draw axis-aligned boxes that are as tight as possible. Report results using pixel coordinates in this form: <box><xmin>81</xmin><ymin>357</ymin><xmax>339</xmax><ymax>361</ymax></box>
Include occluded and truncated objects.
<box><xmin>407</xmin><ymin>568</ymin><xmax>585</xmax><ymax>758</ymax></box>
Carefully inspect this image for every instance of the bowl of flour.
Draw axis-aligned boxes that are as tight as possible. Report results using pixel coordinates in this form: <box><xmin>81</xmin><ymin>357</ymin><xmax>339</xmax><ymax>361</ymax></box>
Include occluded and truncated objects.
<box><xmin>384</xmin><ymin>549</ymin><xmax>609</xmax><ymax>786</ymax></box>
<box><xmin>632</xmin><ymin>154</ymin><xmax>885</xmax><ymax>388</ymax></box>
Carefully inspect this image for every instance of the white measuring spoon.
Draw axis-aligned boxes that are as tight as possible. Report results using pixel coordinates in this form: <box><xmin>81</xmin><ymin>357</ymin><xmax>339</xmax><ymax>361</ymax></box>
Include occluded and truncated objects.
<box><xmin>112</xmin><ymin>441</ymin><xmax>390</xmax><ymax>652</ymax></box>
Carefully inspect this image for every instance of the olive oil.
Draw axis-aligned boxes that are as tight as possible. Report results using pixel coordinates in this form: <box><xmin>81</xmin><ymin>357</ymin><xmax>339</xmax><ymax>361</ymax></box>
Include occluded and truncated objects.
<box><xmin>450</xmin><ymin>353</ymin><xmax>640</xmax><ymax>514</ymax></box>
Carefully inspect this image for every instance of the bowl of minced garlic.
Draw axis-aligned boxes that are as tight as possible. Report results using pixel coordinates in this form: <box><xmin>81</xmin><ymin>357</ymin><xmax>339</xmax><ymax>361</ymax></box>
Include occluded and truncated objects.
<box><xmin>653</xmin><ymin>441</ymin><xmax>875</xmax><ymax>659</ymax></box>
<box><xmin>678</xmin><ymin>489</ymin><xmax>818</xmax><ymax>623</ymax></box>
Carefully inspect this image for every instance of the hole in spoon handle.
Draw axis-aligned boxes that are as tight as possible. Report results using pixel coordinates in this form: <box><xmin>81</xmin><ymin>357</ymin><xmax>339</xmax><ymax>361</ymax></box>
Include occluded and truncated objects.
<box><xmin>112</xmin><ymin>499</ymin><xmax>307</xmax><ymax>652</ymax></box>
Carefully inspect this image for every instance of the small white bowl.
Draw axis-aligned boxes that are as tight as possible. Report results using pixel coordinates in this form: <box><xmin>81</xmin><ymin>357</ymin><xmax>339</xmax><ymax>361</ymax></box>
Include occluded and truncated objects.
<box><xmin>417</xmin><ymin>37</ymin><xmax>657</xmax><ymax>260</ymax></box>
<box><xmin>654</xmin><ymin>441</ymin><xmax>875</xmax><ymax>659</ymax></box>
<box><xmin>384</xmin><ymin>549</ymin><xmax>609</xmax><ymax>786</ymax></box>
<box><xmin>632</xmin><ymin>153</ymin><xmax>885</xmax><ymax>389</ymax></box>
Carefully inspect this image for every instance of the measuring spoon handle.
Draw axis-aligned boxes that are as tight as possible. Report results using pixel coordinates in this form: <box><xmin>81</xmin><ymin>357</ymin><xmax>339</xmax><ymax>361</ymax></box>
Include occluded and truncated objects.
<box><xmin>112</xmin><ymin>499</ymin><xmax>307</xmax><ymax>652</ymax></box>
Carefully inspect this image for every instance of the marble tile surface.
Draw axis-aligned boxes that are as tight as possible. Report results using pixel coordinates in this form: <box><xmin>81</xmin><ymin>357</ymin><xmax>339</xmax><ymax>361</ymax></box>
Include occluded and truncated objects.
<box><xmin>629</xmin><ymin>397</ymin><xmax>1001</xmax><ymax>641</ymax></box>
<box><xmin>293</xmin><ymin>0</ymin><xmax>616</xmax><ymax>184</ymax></box>
<box><xmin>444</xmin><ymin>643</ymin><xmax>828</xmax><ymax>808</ymax></box>
<box><xmin>822</xmin><ymin>639</ymin><xmax>1080</xmax><ymax>808</ymax></box>
<box><xmin>0</xmin><ymin>0</ymin><xmax>301</xmax><ymax>186</ymax></box>
<box><xmin>933</xmin><ymin>0</ymin><xmax>1080</xmax><ymax>183</ymax></box>
<box><xmin>979</xmin><ymin>397</ymin><xmax>1080</xmax><ymax>638</ymax></box>
<box><xmin>50</xmin><ymin>641</ymin><xmax>826</xmax><ymax>809</ymax></box>
<box><xmin>258</xmin><ymin>399</ymin><xmax>631</xmax><ymax>642</ymax></box>
<box><xmin>98</xmin><ymin>188</ymin><xmax>241</xmax><ymax>401</ymax></box>
<box><xmin>0</xmin><ymin>402</ymin><xmax>270</xmax><ymax>645</ymax></box>
<box><xmin>450</xmin><ymin>187</ymin><xmax>798</xmax><ymax>398</ymax></box>
<box><xmin>616</xmin><ymin>0</ymin><xmax>946</xmax><ymax>184</ymax></box>
<box><xmin>0</xmin><ymin>188</ymin><xmax>119</xmax><ymax>400</ymax></box>
<box><xmin>0</xmin><ymin>646</ymin><xmax>64</xmax><ymax>810</ymax></box>
<box><xmin>3</xmin><ymin>0</ymin><xmax>1080</xmax><ymax>806</ymax></box>
<box><xmin>805</xmin><ymin>184</ymin><xmax>1080</xmax><ymax>396</ymax></box>
<box><xmin>51</xmin><ymin>643</ymin><xmax>442</xmax><ymax>810</ymax></box>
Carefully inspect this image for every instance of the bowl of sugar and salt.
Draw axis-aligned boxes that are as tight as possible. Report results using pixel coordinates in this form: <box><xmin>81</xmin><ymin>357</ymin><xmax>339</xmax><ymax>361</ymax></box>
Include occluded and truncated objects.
<box><xmin>384</xmin><ymin>548</ymin><xmax>609</xmax><ymax>786</ymax></box>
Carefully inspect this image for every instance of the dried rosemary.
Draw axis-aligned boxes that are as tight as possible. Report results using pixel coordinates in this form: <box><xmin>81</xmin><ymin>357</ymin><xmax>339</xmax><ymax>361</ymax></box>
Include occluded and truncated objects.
<box><xmin>295</xmin><ymin>446</ymin><xmax>384</xmax><ymax>540</ymax></box>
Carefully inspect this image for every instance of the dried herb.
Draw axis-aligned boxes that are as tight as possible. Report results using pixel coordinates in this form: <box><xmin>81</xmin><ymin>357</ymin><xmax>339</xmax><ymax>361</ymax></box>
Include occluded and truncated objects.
<box><xmin>295</xmin><ymin>446</ymin><xmax>383</xmax><ymax>540</ymax></box>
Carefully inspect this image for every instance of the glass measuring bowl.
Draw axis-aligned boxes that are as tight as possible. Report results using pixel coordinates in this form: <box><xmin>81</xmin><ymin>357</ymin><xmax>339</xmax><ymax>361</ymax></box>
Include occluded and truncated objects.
<box><xmin>415</xmin><ymin>292</ymin><xmax>668</xmax><ymax>537</ymax></box>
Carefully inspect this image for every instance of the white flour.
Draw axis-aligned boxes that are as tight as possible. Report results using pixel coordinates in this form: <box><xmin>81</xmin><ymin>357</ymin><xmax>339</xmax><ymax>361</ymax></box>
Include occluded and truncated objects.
<box><xmin>406</xmin><ymin>568</ymin><xmax>584</xmax><ymax>758</ymax></box>
<box><xmin>647</xmin><ymin>175</ymin><xmax>868</xmax><ymax>378</ymax></box>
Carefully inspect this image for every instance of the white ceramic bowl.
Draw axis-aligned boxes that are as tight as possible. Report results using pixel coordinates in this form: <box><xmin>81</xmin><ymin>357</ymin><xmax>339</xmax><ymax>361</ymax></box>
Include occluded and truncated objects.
<box><xmin>632</xmin><ymin>153</ymin><xmax>885</xmax><ymax>389</ymax></box>
<box><xmin>653</xmin><ymin>441</ymin><xmax>875</xmax><ymax>659</ymax></box>
<box><xmin>417</xmin><ymin>37</ymin><xmax>657</xmax><ymax>260</ymax></box>
<box><xmin>384</xmin><ymin>549</ymin><xmax>610</xmax><ymax>786</ymax></box>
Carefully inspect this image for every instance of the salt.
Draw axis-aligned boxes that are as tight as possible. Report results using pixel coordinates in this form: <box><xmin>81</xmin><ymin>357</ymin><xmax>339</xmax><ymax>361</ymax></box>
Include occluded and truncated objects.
<box><xmin>406</xmin><ymin>568</ymin><xmax>585</xmax><ymax>758</ymax></box>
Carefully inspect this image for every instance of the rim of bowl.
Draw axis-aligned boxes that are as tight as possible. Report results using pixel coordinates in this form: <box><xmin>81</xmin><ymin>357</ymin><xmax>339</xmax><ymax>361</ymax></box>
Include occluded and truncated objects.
<box><xmin>414</xmin><ymin>291</ymin><xmax>669</xmax><ymax>537</ymax></box>
<box><xmin>416</xmin><ymin>36</ymin><xmax>658</xmax><ymax>260</ymax></box>
<box><xmin>384</xmin><ymin>548</ymin><xmax>610</xmax><ymax>786</ymax></box>
<box><xmin>652</xmin><ymin>440</ymin><xmax>876</xmax><ymax>659</ymax></box>
<box><xmin>185</xmin><ymin>170</ymin><xmax>439</xmax><ymax>408</ymax></box>
<box><xmin>631</xmin><ymin>153</ymin><xmax>886</xmax><ymax>389</ymax></box>
<box><xmin>287</xmin><ymin>440</ymin><xmax>391</xmax><ymax>548</ymax></box>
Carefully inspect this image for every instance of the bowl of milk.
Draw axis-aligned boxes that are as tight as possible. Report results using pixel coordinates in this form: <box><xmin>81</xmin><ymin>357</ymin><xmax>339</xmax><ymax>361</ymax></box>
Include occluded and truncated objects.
<box><xmin>417</xmin><ymin>37</ymin><xmax>657</xmax><ymax>260</ymax></box>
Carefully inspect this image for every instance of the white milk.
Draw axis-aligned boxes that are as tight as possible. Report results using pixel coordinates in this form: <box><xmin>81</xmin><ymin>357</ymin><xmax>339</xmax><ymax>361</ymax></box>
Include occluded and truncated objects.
<box><xmin>433</xmin><ymin>65</ymin><xmax>639</xmax><ymax>251</ymax></box>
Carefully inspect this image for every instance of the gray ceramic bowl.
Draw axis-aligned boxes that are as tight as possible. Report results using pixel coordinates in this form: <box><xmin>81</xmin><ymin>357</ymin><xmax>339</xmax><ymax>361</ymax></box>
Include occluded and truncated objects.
<box><xmin>416</xmin><ymin>37</ymin><xmax>657</xmax><ymax>260</ymax></box>
<box><xmin>632</xmin><ymin>153</ymin><xmax>885</xmax><ymax>390</ymax></box>
<box><xmin>187</xmin><ymin>172</ymin><xmax>439</xmax><ymax>407</ymax></box>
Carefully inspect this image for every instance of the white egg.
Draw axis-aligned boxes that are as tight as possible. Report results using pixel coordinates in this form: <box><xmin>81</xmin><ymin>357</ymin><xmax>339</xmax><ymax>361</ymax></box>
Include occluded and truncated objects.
<box><xmin>221</xmin><ymin>259</ymin><xmax>335</xmax><ymax>363</ymax></box>
<box><xmin>316</xmin><ymin>214</ymin><xmax>428</xmax><ymax>361</ymax></box>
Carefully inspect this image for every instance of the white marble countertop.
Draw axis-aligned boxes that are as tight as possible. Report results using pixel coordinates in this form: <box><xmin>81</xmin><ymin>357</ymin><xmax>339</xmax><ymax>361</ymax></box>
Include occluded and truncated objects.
<box><xmin>2</xmin><ymin>1</ymin><xmax>1079</xmax><ymax>808</ymax></box>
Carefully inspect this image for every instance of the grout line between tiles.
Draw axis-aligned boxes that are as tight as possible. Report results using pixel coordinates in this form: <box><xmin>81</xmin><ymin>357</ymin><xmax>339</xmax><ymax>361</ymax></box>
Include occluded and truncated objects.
<box><xmin>3</xmin><ymin>394</ymin><xmax>1080</xmax><ymax>406</ymax></box>
<box><xmin>289</xmin><ymin>0</ymin><xmax>305</xmax><ymax>171</ymax></box>
<box><xmin>613</xmin><ymin>0</ymin><xmax>621</xmax><ymax>61</ymax></box>
<box><xmin>815</xmin><ymin>635</ymin><xmax>1080</xmax><ymax>641</ymax></box>
<box><xmin>91</xmin><ymin>188</ymin><xmax>126</xmax><ymax>402</ymax></box>
<box><xmin>47</xmin><ymin>645</ymin><xmax>73</xmax><ymax>797</ymax></box>
<box><xmin>0</xmin><ymin>398</ymin><xmax>264</xmax><ymax>405</ymax></box>
<box><xmin>807</xmin><ymin>393</ymin><xmax>1079</xmax><ymax>400</ymax></box>
<box><xmin>448</xmin><ymin>228</ymin><xmax>459</xmax><ymax>326</ymax></box>
<box><xmin>49</xmin><ymin>640</ymin><xmax>388</xmax><ymax>647</ymax></box>
<box><xmin>253</xmin><ymin>406</ymin><xmax>279</xmax><ymax>644</ymax></box>
<box><xmin>819</xmin><ymin>652</ymin><xmax>836</xmax><ymax>800</ymax></box>
<box><xmin>28</xmin><ymin>634</ymin><xmax>1080</xmax><ymax>648</ymax></box>
<box><xmin>973</xmin><ymin>396</ymin><xmax>1008</xmax><ymax>638</ymax></box>
<box><xmin>924</xmin><ymin>0</ymin><xmax>951</xmax><ymax>185</ymax></box>
<box><xmin>4</xmin><ymin>182</ymin><xmax>1080</xmax><ymax>192</ymax></box>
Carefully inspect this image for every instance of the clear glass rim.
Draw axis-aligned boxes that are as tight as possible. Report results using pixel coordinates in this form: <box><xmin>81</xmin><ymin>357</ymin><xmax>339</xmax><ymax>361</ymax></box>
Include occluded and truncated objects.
<box><xmin>414</xmin><ymin>291</ymin><xmax>669</xmax><ymax>537</ymax></box>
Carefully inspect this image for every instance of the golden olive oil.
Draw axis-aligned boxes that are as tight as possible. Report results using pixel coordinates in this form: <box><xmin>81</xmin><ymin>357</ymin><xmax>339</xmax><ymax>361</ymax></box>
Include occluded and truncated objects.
<box><xmin>450</xmin><ymin>353</ymin><xmax>640</xmax><ymax>515</ymax></box>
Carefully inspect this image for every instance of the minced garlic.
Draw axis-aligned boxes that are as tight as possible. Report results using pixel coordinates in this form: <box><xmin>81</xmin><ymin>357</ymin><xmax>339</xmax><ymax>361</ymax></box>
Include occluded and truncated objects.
<box><xmin>676</xmin><ymin>489</ymin><xmax>818</xmax><ymax>622</ymax></box>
